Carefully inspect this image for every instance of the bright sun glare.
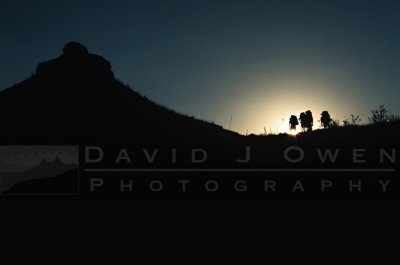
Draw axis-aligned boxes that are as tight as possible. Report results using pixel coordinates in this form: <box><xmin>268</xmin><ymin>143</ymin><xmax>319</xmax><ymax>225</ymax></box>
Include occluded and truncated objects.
<box><xmin>289</xmin><ymin>129</ymin><xmax>298</xmax><ymax>136</ymax></box>
<box><xmin>281</xmin><ymin>125</ymin><xmax>300</xmax><ymax>136</ymax></box>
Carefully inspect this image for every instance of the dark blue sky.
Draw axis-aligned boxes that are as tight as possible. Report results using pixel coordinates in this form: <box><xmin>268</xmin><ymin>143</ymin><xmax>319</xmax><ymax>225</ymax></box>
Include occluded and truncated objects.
<box><xmin>1</xmin><ymin>0</ymin><xmax>400</xmax><ymax>133</ymax></box>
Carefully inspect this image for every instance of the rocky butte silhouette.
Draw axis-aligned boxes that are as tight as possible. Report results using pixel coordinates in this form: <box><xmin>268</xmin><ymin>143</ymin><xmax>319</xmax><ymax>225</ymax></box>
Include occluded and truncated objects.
<box><xmin>0</xmin><ymin>42</ymin><xmax>238</xmax><ymax>143</ymax></box>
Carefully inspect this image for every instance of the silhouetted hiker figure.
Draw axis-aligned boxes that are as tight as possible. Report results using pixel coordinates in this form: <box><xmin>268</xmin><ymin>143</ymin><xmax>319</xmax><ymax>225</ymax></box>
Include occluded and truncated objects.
<box><xmin>299</xmin><ymin>112</ymin><xmax>306</xmax><ymax>132</ymax></box>
<box><xmin>320</xmin><ymin>111</ymin><xmax>332</xmax><ymax>129</ymax></box>
<box><xmin>305</xmin><ymin>110</ymin><xmax>313</xmax><ymax>131</ymax></box>
<box><xmin>289</xmin><ymin>115</ymin><xmax>299</xmax><ymax>133</ymax></box>
<box><xmin>299</xmin><ymin>110</ymin><xmax>313</xmax><ymax>132</ymax></box>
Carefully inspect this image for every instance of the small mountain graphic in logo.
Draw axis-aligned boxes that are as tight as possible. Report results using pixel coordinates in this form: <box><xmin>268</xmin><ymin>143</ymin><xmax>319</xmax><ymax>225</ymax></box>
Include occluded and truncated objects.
<box><xmin>0</xmin><ymin>146</ymin><xmax>79</xmax><ymax>195</ymax></box>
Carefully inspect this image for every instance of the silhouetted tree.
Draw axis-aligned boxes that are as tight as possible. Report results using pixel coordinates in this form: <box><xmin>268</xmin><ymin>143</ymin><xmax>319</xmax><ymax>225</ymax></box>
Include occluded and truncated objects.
<box><xmin>289</xmin><ymin>115</ymin><xmax>299</xmax><ymax>132</ymax></box>
<box><xmin>320</xmin><ymin>111</ymin><xmax>332</xmax><ymax>129</ymax></box>
<box><xmin>369</xmin><ymin>105</ymin><xmax>388</xmax><ymax>124</ymax></box>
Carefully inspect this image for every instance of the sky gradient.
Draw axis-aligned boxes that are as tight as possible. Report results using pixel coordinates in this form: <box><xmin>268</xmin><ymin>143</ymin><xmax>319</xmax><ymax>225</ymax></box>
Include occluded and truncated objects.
<box><xmin>1</xmin><ymin>0</ymin><xmax>400</xmax><ymax>134</ymax></box>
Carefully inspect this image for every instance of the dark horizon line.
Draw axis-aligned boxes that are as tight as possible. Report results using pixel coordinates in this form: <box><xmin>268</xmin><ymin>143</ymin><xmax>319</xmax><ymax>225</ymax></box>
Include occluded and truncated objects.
<box><xmin>84</xmin><ymin>168</ymin><xmax>396</xmax><ymax>173</ymax></box>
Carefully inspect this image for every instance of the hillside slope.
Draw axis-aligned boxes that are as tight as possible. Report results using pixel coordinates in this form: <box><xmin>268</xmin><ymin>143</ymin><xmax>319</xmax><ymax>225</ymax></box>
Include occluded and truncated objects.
<box><xmin>0</xmin><ymin>42</ymin><xmax>238</xmax><ymax>143</ymax></box>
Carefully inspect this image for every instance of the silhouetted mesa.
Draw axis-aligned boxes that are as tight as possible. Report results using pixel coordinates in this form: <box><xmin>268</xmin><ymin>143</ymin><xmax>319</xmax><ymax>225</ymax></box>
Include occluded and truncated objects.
<box><xmin>0</xmin><ymin>42</ymin><xmax>238</xmax><ymax>142</ymax></box>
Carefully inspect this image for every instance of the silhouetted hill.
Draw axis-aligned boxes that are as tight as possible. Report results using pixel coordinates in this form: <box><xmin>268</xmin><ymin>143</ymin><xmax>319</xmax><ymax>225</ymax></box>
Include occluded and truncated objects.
<box><xmin>247</xmin><ymin>121</ymin><xmax>400</xmax><ymax>145</ymax></box>
<box><xmin>1</xmin><ymin>43</ymin><xmax>399</xmax><ymax>197</ymax></box>
<box><xmin>0</xmin><ymin>42</ymin><xmax>238</xmax><ymax>143</ymax></box>
<box><xmin>1</xmin><ymin>42</ymin><xmax>399</xmax><ymax>148</ymax></box>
